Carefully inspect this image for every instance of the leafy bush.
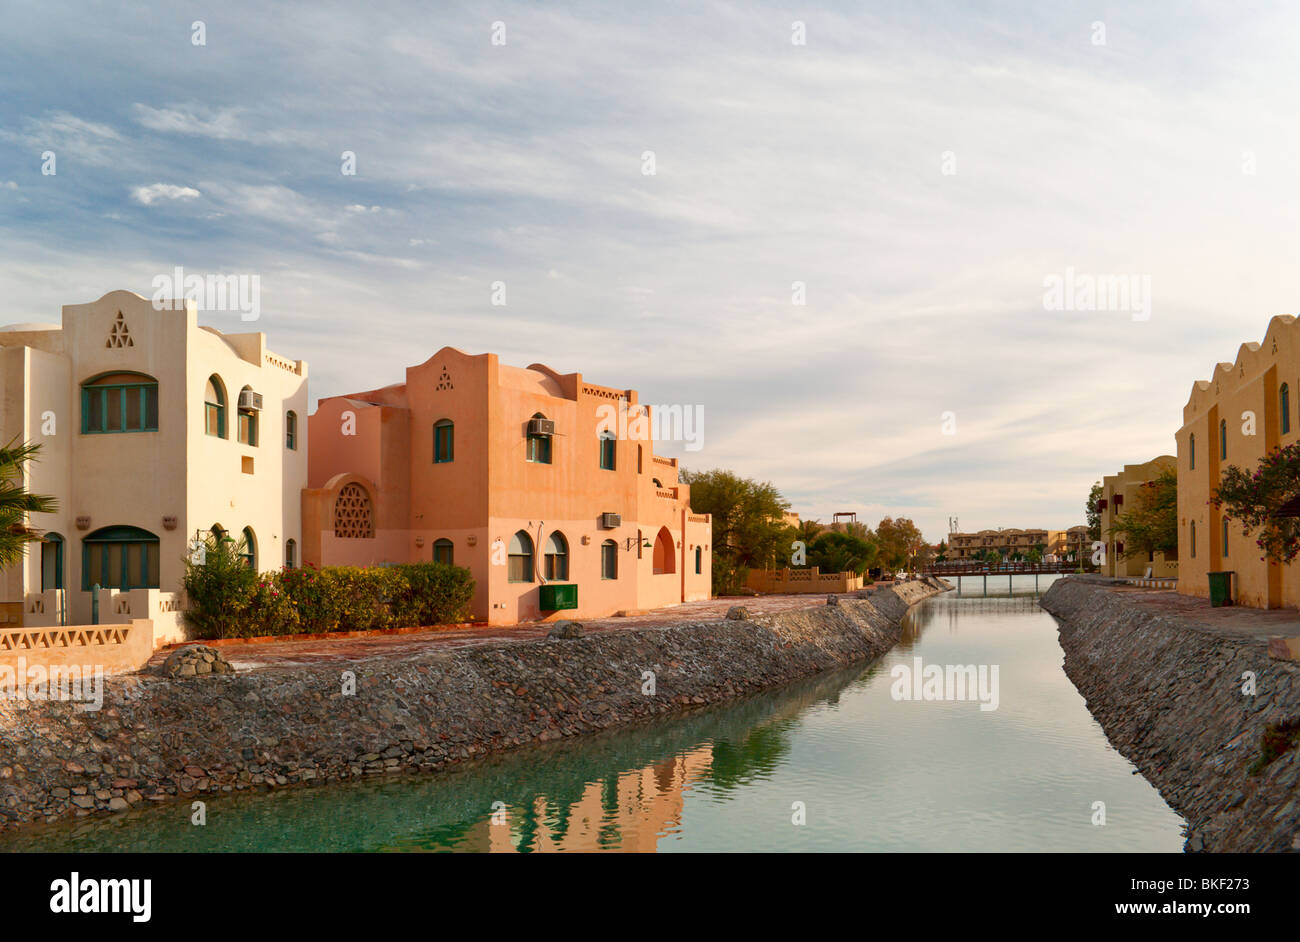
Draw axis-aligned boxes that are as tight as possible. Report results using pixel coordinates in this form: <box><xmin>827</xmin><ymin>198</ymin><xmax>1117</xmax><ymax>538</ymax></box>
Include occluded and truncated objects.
<box><xmin>182</xmin><ymin>547</ymin><xmax>475</xmax><ymax>641</ymax></box>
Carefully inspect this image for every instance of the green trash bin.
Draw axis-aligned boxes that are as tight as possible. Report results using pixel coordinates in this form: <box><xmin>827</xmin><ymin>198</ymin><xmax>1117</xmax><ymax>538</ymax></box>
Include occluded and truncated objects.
<box><xmin>1207</xmin><ymin>571</ymin><xmax>1234</xmax><ymax>607</ymax></box>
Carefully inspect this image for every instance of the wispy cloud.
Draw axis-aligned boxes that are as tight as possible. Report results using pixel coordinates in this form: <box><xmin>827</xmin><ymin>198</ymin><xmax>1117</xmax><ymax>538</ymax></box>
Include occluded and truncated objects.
<box><xmin>1</xmin><ymin>0</ymin><xmax>1297</xmax><ymax>538</ymax></box>
<box><xmin>131</xmin><ymin>183</ymin><xmax>201</xmax><ymax>205</ymax></box>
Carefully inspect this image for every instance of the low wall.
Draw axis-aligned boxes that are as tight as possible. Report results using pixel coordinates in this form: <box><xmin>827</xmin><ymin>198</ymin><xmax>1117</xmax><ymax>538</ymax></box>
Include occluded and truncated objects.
<box><xmin>1041</xmin><ymin>576</ymin><xmax>1300</xmax><ymax>852</ymax></box>
<box><xmin>0</xmin><ymin>620</ymin><xmax>155</xmax><ymax>688</ymax></box>
<box><xmin>0</xmin><ymin>579</ymin><xmax>946</xmax><ymax>829</ymax></box>
<box><xmin>746</xmin><ymin>567</ymin><xmax>864</xmax><ymax>594</ymax></box>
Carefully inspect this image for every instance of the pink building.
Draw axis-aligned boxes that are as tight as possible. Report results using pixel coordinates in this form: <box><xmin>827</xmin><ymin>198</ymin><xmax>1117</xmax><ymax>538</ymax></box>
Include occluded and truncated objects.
<box><xmin>302</xmin><ymin>347</ymin><xmax>712</xmax><ymax>624</ymax></box>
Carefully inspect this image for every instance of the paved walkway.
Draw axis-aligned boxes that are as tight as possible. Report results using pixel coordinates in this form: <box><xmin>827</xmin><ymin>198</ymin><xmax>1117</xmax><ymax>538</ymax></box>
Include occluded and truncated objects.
<box><xmin>1094</xmin><ymin>583</ymin><xmax>1300</xmax><ymax>642</ymax></box>
<box><xmin>147</xmin><ymin>590</ymin><xmax>884</xmax><ymax>673</ymax></box>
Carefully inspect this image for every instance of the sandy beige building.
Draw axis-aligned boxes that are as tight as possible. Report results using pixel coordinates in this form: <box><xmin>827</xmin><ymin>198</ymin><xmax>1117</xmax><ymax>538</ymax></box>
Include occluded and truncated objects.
<box><xmin>947</xmin><ymin>528</ymin><xmax>1051</xmax><ymax>559</ymax></box>
<box><xmin>1099</xmin><ymin>456</ymin><xmax>1177</xmax><ymax>579</ymax></box>
<box><xmin>0</xmin><ymin>290</ymin><xmax>308</xmax><ymax>633</ymax></box>
<box><xmin>1176</xmin><ymin>315</ymin><xmax>1300</xmax><ymax>608</ymax></box>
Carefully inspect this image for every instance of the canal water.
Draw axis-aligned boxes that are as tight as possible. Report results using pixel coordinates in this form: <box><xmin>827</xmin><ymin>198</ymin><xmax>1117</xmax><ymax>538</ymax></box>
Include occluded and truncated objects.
<box><xmin>2</xmin><ymin>578</ymin><xmax>1186</xmax><ymax>852</ymax></box>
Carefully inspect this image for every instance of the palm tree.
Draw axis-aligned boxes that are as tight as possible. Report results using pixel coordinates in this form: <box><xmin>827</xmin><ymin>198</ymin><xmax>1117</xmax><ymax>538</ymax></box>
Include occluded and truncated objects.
<box><xmin>0</xmin><ymin>440</ymin><xmax>57</xmax><ymax>566</ymax></box>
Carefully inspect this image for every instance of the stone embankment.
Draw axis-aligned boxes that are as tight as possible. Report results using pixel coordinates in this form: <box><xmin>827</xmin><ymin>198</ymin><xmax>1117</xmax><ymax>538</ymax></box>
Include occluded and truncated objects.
<box><xmin>0</xmin><ymin>579</ymin><xmax>945</xmax><ymax>830</ymax></box>
<box><xmin>1041</xmin><ymin>576</ymin><xmax>1300</xmax><ymax>852</ymax></box>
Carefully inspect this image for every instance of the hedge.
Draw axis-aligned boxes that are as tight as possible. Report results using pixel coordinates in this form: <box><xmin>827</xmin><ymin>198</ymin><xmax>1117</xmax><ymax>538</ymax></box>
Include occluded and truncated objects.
<box><xmin>182</xmin><ymin>538</ymin><xmax>476</xmax><ymax>640</ymax></box>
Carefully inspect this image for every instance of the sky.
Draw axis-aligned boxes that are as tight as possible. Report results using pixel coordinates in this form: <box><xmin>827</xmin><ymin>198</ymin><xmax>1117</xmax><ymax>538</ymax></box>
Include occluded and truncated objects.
<box><xmin>3</xmin><ymin>0</ymin><xmax>1299</xmax><ymax>542</ymax></box>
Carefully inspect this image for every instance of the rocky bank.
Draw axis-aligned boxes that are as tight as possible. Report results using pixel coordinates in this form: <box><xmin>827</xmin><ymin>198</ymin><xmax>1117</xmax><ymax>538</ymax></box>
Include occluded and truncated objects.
<box><xmin>1042</xmin><ymin>576</ymin><xmax>1300</xmax><ymax>852</ymax></box>
<box><xmin>0</xmin><ymin>579</ymin><xmax>945</xmax><ymax>831</ymax></box>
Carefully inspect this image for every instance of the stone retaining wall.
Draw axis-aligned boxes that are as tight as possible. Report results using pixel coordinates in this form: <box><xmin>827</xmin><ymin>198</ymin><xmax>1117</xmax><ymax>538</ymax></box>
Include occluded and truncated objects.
<box><xmin>1041</xmin><ymin>577</ymin><xmax>1300</xmax><ymax>852</ymax></box>
<box><xmin>0</xmin><ymin>579</ymin><xmax>945</xmax><ymax>830</ymax></box>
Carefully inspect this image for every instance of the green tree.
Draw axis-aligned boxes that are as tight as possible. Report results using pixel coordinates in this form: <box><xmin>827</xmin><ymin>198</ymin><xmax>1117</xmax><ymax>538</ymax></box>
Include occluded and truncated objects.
<box><xmin>808</xmin><ymin>530</ymin><xmax>878</xmax><ymax>575</ymax></box>
<box><xmin>1086</xmin><ymin>481</ymin><xmax>1103</xmax><ymax>541</ymax></box>
<box><xmin>0</xmin><ymin>440</ymin><xmax>57</xmax><ymax>567</ymax></box>
<box><xmin>680</xmin><ymin>468</ymin><xmax>790</xmax><ymax>594</ymax></box>
<box><xmin>181</xmin><ymin>530</ymin><xmax>260</xmax><ymax>639</ymax></box>
<box><xmin>986</xmin><ymin>549</ymin><xmax>1002</xmax><ymax>568</ymax></box>
<box><xmin>875</xmin><ymin>517</ymin><xmax>925</xmax><ymax>573</ymax></box>
<box><xmin>1026</xmin><ymin>548</ymin><xmax>1042</xmax><ymax>565</ymax></box>
<box><xmin>1111</xmin><ymin>468</ymin><xmax>1178</xmax><ymax>559</ymax></box>
<box><xmin>1213</xmin><ymin>444</ymin><xmax>1300</xmax><ymax>562</ymax></box>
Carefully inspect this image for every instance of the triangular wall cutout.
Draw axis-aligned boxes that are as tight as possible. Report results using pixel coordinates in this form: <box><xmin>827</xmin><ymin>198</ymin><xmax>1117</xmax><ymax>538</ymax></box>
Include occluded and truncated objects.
<box><xmin>106</xmin><ymin>311</ymin><xmax>134</xmax><ymax>348</ymax></box>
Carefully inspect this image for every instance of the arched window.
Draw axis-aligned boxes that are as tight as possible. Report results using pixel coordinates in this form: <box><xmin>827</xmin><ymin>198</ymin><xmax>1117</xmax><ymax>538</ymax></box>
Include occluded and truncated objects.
<box><xmin>508</xmin><ymin>531</ymin><xmax>534</xmax><ymax>583</ymax></box>
<box><xmin>695</xmin><ymin>545</ymin><xmax>702</xmax><ymax>575</ymax></box>
<box><xmin>653</xmin><ymin>527</ymin><xmax>676</xmax><ymax>574</ymax></box>
<box><xmin>82</xmin><ymin>525</ymin><xmax>159</xmax><ymax>590</ymax></box>
<box><xmin>41</xmin><ymin>533</ymin><xmax>64</xmax><ymax>592</ymax></box>
<box><xmin>1189</xmin><ymin>433</ymin><xmax>1195</xmax><ymax>469</ymax></box>
<box><xmin>81</xmin><ymin>372</ymin><xmax>158</xmax><ymax>434</ymax></box>
<box><xmin>286</xmin><ymin>410</ymin><xmax>298</xmax><ymax>450</ymax></box>
<box><xmin>205</xmin><ymin>375</ymin><xmax>227</xmax><ymax>438</ymax></box>
<box><xmin>526</xmin><ymin>413</ymin><xmax>552</xmax><ymax>464</ymax></box>
<box><xmin>238</xmin><ymin>386</ymin><xmax>258</xmax><ymax>446</ymax></box>
<box><xmin>285</xmin><ymin>538</ymin><xmax>297</xmax><ymax>569</ymax></box>
<box><xmin>599</xmin><ymin>431</ymin><xmax>616</xmax><ymax>471</ymax></box>
<box><xmin>1283</xmin><ymin>385</ymin><xmax>1292</xmax><ymax>435</ymax></box>
<box><xmin>1219</xmin><ymin>419</ymin><xmax>1227</xmax><ymax>460</ymax></box>
<box><xmin>433</xmin><ymin>538</ymin><xmax>454</xmax><ymax>565</ymax></box>
<box><xmin>601</xmin><ymin>539</ymin><xmax>618</xmax><ymax>580</ymax></box>
<box><xmin>434</xmin><ymin>419</ymin><xmax>454</xmax><ymax>463</ymax></box>
<box><xmin>544</xmin><ymin>532</ymin><xmax>569</xmax><ymax>580</ymax></box>
<box><xmin>334</xmin><ymin>482</ymin><xmax>375</xmax><ymax>538</ymax></box>
<box><xmin>652</xmin><ymin>478</ymin><xmax>663</xmax><ymax>488</ymax></box>
<box><xmin>240</xmin><ymin>527</ymin><xmax>257</xmax><ymax>569</ymax></box>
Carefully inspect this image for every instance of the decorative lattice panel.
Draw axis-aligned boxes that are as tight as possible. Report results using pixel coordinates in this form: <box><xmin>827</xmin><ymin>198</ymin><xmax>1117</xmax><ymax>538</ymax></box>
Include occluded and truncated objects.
<box><xmin>334</xmin><ymin>483</ymin><xmax>375</xmax><ymax>538</ymax></box>
<box><xmin>106</xmin><ymin>311</ymin><xmax>134</xmax><ymax>348</ymax></box>
<box><xmin>436</xmin><ymin>365</ymin><xmax>453</xmax><ymax>391</ymax></box>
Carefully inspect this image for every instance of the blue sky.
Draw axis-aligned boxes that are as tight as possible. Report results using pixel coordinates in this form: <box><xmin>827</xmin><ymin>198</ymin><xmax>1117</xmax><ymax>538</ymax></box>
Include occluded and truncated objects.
<box><xmin>3</xmin><ymin>0</ymin><xmax>1299</xmax><ymax>540</ymax></box>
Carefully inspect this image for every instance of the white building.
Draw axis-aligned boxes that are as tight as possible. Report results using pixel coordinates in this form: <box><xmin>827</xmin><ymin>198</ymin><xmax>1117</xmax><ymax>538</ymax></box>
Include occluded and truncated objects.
<box><xmin>0</xmin><ymin>290</ymin><xmax>307</xmax><ymax>634</ymax></box>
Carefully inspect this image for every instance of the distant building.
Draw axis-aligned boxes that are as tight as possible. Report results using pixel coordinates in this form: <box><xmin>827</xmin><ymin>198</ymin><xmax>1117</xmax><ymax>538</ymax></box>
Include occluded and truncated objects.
<box><xmin>946</xmin><ymin>528</ymin><xmax>1052</xmax><ymax>560</ymax></box>
<box><xmin>1098</xmin><ymin>456</ymin><xmax>1177</xmax><ymax>579</ymax></box>
<box><xmin>1177</xmin><ymin>315</ymin><xmax>1300</xmax><ymax>607</ymax></box>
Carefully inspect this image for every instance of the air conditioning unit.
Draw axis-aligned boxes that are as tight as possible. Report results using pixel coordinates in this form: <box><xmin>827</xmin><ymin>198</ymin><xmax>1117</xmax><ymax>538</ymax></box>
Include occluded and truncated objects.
<box><xmin>528</xmin><ymin>417</ymin><xmax>555</xmax><ymax>436</ymax></box>
<box><xmin>600</xmin><ymin>512</ymin><xmax>621</xmax><ymax>529</ymax></box>
<box><xmin>238</xmin><ymin>390</ymin><xmax>264</xmax><ymax>411</ymax></box>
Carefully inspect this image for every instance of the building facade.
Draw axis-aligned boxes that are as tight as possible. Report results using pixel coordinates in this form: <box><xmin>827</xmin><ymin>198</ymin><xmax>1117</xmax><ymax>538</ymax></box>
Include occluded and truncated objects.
<box><xmin>0</xmin><ymin>290</ymin><xmax>308</xmax><ymax>631</ymax></box>
<box><xmin>302</xmin><ymin>347</ymin><xmax>712</xmax><ymax>624</ymax></box>
<box><xmin>1098</xmin><ymin>455</ymin><xmax>1177</xmax><ymax>579</ymax></box>
<box><xmin>946</xmin><ymin>527</ymin><xmax>1052</xmax><ymax>560</ymax></box>
<box><xmin>1177</xmin><ymin>315</ymin><xmax>1300</xmax><ymax>608</ymax></box>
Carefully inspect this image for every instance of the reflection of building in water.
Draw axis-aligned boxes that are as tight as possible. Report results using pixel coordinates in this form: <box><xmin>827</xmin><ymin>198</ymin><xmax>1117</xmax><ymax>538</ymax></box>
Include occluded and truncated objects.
<box><xmin>455</xmin><ymin>746</ymin><xmax>715</xmax><ymax>852</ymax></box>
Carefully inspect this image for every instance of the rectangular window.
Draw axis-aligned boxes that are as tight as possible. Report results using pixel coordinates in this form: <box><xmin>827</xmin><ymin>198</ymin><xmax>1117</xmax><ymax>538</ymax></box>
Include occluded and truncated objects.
<box><xmin>205</xmin><ymin>403</ymin><xmax>223</xmax><ymax>437</ymax></box>
<box><xmin>434</xmin><ymin>424</ymin><xmax>454</xmax><ymax>463</ymax></box>
<box><xmin>82</xmin><ymin>541</ymin><xmax>159</xmax><ymax>590</ymax></box>
<box><xmin>1222</xmin><ymin>519</ymin><xmax>1229</xmax><ymax>557</ymax></box>
<box><xmin>82</xmin><ymin>383</ymin><xmax>158</xmax><ymax>434</ymax></box>
<box><xmin>601</xmin><ymin>542</ymin><xmax>618</xmax><ymax>579</ymax></box>
<box><xmin>238</xmin><ymin>410</ymin><xmax>258</xmax><ymax>446</ymax></box>
<box><xmin>526</xmin><ymin>434</ymin><xmax>552</xmax><ymax>464</ymax></box>
<box><xmin>508</xmin><ymin>554</ymin><xmax>532</xmax><ymax>583</ymax></box>
<box><xmin>599</xmin><ymin>436</ymin><xmax>616</xmax><ymax>470</ymax></box>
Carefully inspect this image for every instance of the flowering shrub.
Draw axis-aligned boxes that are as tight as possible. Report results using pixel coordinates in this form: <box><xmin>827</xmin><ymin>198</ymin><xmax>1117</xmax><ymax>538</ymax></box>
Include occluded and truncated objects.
<box><xmin>1211</xmin><ymin>442</ymin><xmax>1300</xmax><ymax>563</ymax></box>
<box><xmin>183</xmin><ymin>545</ymin><xmax>475</xmax><ymax>640</ymax></box>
